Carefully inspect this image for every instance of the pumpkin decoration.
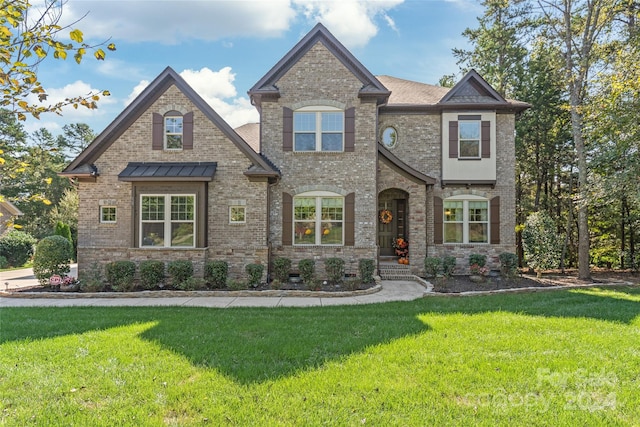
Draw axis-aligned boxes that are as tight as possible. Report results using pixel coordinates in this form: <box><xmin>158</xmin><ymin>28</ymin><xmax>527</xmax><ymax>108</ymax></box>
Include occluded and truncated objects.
<box><xmin>398</xmin><ymin>258</ymin><xmax>409</xmax><ymax>265</ymax></box>
<box><xmin>379</xmin><ymin>209</ymin><xmax>393</xmax><ymax>224</ymax></box>
<box><xmin>323</xmin><ymin>229</ymin><xmax>330</xmax><ymax>235</ymax></box>
<box><xmin>304</xmin><ymin>228</ymin><xmax>312</xmax><ymax>235</ymax></box>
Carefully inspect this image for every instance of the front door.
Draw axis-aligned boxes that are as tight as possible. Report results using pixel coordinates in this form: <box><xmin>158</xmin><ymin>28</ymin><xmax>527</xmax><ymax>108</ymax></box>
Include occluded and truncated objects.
<box><xmin>378</xmin><ymin>191</ymin><xmax>408</xmax><ymax>256</ymax></box>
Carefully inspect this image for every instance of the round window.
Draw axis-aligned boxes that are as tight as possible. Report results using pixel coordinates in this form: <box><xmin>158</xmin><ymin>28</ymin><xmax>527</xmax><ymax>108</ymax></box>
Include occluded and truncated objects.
<box><xmin>381</xmin><ymin>126</ymin><xmax>398</xmax><ymax>148</ymax></box>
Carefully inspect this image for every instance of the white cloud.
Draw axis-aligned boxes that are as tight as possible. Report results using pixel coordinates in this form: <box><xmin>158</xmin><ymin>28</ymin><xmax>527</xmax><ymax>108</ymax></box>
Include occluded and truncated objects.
<box><xmin>64</xmin><ymin>0</ymin><xmax>297</xmax><ymax>44</ymax></box>
<box><xmin>293</xmin><ymin>0</ymin><xmax>404</xmax><ymax>47</ymax></box>
<box><xmin>126</xmin><ymin>67</ymin><xmax>258</xmax><ymax>128</ymax></box>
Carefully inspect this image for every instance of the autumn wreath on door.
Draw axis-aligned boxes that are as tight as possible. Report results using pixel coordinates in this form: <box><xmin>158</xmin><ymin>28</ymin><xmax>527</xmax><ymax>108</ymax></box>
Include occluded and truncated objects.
<box><xmin>379</xmin><ymin>209</ymin><xmax>393</xmax><ymax>224</ymax></box>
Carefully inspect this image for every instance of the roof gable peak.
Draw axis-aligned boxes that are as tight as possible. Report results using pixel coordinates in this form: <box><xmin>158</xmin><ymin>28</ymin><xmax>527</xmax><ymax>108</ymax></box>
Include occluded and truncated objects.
<box><xmin>439</xmin><ymin>69</ymin><xmax>507</xmax><ymax>105</ymax></box>
<box><xmin>249</xmin><ymin>23</ymin><xmax>389</xmax><ymax>105</ymax></box>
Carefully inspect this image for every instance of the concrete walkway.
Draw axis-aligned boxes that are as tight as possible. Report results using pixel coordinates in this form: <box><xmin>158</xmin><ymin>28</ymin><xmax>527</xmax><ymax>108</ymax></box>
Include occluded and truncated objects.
<box><xmin>0</xmin><ymin>265</ymin><xmax>429</xmax><ymax>308</ymax></box>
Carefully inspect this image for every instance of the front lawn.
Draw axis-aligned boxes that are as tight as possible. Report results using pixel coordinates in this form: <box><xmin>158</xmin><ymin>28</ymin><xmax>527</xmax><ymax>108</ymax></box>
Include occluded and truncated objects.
<box><xmin>1</xmin><ymin>286</ymin><xmax>639</xmax><ymax>425</ymax></box>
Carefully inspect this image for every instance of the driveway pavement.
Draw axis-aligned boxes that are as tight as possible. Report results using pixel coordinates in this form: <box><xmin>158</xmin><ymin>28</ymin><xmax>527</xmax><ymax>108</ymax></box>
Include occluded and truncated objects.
<box><xmin>0</xmin><ymin>265</ymin><xmax>430</xmax><ymax>308</ymax></box>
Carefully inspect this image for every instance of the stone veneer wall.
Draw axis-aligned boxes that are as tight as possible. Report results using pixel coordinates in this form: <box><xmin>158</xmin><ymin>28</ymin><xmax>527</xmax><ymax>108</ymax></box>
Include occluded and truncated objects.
<box><xmin>77</xmin><ymin>84</ymin><xmax>270</xmax><ymax>281</ymax></box>
<box><xmin>260</xmin><ymin>42</ymin><xmax>379</xmax><ymax>269</ymax></box>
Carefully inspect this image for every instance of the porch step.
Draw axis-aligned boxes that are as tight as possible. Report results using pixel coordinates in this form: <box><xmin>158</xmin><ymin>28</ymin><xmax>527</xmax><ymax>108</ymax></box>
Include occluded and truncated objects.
<box><xmin>378</xmin><ymin>262</ymin><xmax>413</xmax><ymax>280</ymax></box>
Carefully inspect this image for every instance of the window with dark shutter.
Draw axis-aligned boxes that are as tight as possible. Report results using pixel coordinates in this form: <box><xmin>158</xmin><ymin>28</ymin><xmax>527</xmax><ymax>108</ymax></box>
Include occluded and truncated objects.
<box><xmin>282</xmin><ymin>192</ymin><xmax>293</xmax><ymax>245</ymax></box>
<box><xmin>490</xmin><ymin>196</ymin><xmax>500</xmax><ymax>244</ymax></box>
<box><xmin>344</xmin><ymin>107</ymin><xmax>355</xmax><ymax>152</ymax></box>
<box><xmin>283</xmin><ymin>107</ymin><xmax>293</xmax><ymax>152</ymax></box>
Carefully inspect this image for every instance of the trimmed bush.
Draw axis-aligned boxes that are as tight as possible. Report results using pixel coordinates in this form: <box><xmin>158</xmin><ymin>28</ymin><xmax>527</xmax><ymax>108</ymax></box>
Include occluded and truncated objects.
<box><xmin>298</xmin><ymin>259</ymin><xmax>315</xmax><ymax>285</ymax></box>
<box><xmin>175</xmin><ymin>277</ymin><xmax>207</xmax><ymax>291</ymax></box>
<box><xmin>167</xmin><ymin>260</ymin><xmax>193</xmax><ymax>287</ymax></box>
<box><xmin>33</xmin><ymin>235</ymin><xmax>72</xmax><ymax>285</ymax></box>
<box><xmin>0</xmin><ymin>230</ymin><xmax>37</xmax><ymax>267</ymax></box>
<box><xmin>469</xmin><ymin>254</ymin><xmax>487</xmax><ymax>268</ymax></box>
<box><xmin>0</xmin><ymin>255</ymin><xmax>7</xmax><ymax>269</ymax></box>
<box><xmin>424</xmin><ymin>257</ymin><xmax>441</xmax><ymax>278</ymax></box>
<box><xmin>79</xmin><ymin>262</ymin><xmax>106</xmax><ymax>292</ymax></box>
<box><xmin>272</xmin><ymin>257</ymin><xmax>292</xmax><ymax>283</ymax></box>
<box><xmin>325</xmin><ymin>258</ymin><xmax>345</xmax><ymax>284</ymax></box>
<box><xmin>499</xmin><ymin>252</ymin><xmax>519</xmax><ymax>278</ymax></box>
<box><xmin>205</xmin><ymin>260</ymin><xmax>228</xmax><ymax>289</ymax></box>
<box><xmin>139</xmin><ymin>260</ymin><xmax>165</xmax><ymax>290</ymax></box>
<box><xmin>442</xmin><ymin>256</ymin><xmax>456</xmax><ymax>277</ymax></box>
<box><xmin>105</xmin><ymin>260</ymin><xmax>136</xmax><ymax>292</ymax></box>
<box><xmin>344</xmin><ymin>277</ymin><xmax>362</xmax><ymax>291</ymax></box>
<box><xmin>245</xmin><ymin>263</ymin><xmax>264</xmax><ymax>287</ymax></box>
<box><xmin>228</xmin><ymin>279</ymin><xmax>248</xmax><ymax>291</ymax></box>
<box><xmin>54</xmin><ymin>221</ymin><xmax>73</xmax><ymax>246</ymax></box>
<box><xmin>359</xmin><ymin>259</ymin><xmax>375</xmax><ymax>284</ymax></box>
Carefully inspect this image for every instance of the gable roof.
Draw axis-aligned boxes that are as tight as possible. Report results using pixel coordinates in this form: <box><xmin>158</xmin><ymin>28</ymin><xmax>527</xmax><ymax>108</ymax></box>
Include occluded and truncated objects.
<box><xmin>248</xmin><ymin>23</ymin><xmax>390</xmax><ymax>107</ymax></box>
<box><xmin>61</xmin><ymin>67</ymin><xmax>278</xmax><ymax>179</ymax></box>
<box><xmin>377</xmin><ymin>75</ymin><xmax>450</xmax><ymax>106</ymax></box>
<box><xmin>378</xmin><ymin>145</ymin><xmax>436</xmax><ymax>185</ymax></box>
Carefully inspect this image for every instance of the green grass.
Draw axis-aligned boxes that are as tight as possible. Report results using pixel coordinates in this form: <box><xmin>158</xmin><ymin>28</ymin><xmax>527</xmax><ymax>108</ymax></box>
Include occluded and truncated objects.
<box><xmin>1</xmin><ymin>286</ymin><xmax>639</xmax><ymax>426</ymax></box>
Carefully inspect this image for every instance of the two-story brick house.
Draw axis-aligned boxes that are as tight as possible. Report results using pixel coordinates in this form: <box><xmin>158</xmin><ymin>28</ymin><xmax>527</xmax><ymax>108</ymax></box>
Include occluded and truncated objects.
<box><xmin>61</xmin><ymin>23</ymin><xmax>528</xmax><ymax>280</ymax></box>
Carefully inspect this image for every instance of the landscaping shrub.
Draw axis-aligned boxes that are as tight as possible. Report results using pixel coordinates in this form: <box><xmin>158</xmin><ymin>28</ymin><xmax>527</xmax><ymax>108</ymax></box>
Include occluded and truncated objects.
<box><xmin>32</xmin><ymin>235</ymin><xmax>72</xmax><ymax>285</ymax></box>
<box><xmin>272</xmin><ymin>257</ymin><xmax>291</xmax><ymax>283</ymax></box>
<box><xmin>298</xmin><ymin>259</ymin><xmax>315</xmax><ymax>285</ymax></box>
<box><xmin>442</xmin><ymin>256</ymin><xmax>456</xmax><ymax>277</ymax></box>
<box><xmin>0</xmin><ymin>230</ymin><xmax>37</xmax><ymax>267</ymax></box>
<box><xmin>105</xmin><ymin>260</ymin><xmax>136</xmax><ymax>292</ymax></box>
<box><xmin>424</xmin><ymin>257</ymin><xmax>441</xmax><ymax>278</ymax></box>
<box><xmin>359</xmin><ymin>259</ymin><xmax>375</xmax><ymax>284</ymax></box>
<box><xmin>167</xmin><ymin>260</ymin><xmax>193</xmax><ymax>287</ymax></box>
<box><xmin>468</xmin><ymin>254</ymin><xmax>487</xmax><ymax>267</ymax></box>
<box><xmin>205</xmin><ymin>260</ymin><xmax>228</xmax><ymax>289</ymax></box>
<box><xmin>175</xmin><ymin>277</ymin><xmax>207</xmax><ymax>291</ymax></box>
<box><xmin>522</xmin><ymin>211</ymin><xmax>563</xmax><ymax>277</ymax></box>
<box><xmin>228</xmin><ymin>279</ymin><xmax>248</xmax><ymax>291</ymax></box>
<box><xmin>499</xmin><ymin>252</ymin><xmax>519</xmax><ymax>278</ymax></box>
<box><xmin>325</xmin><ymin>257</ymin><xmax>345</xmax><ymax>284</ymax></box>
<box><xmin>79</xmin><ymin>262</ymin><xmax>106</xmax><ymax>292</ymax></box>
<box><xmin>343</xmin><ymin>277</ymin><xmax>362</xmax><ymax>291</ymax></box>
<box><xmin>245</xmin><ymin>263</ymin><xmax>264</xmax><ymax>287</ymax></box>
<box><xmin>139</xmin><ymin>260</ymin><xmax>165</xmax><ymax>290</ymax></box>
<box><xmin>0</xmin><ymin>255</ymin><xmax>7</xmax><ymax>269</ymax></box>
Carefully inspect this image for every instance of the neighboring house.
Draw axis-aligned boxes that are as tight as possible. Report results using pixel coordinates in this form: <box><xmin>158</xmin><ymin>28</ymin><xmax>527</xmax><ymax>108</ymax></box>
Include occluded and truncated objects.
<box><xmin>61</xmin><ymin>23</ymin><xmax>529</xmax><ymax>280</ymax></box>
<box><xmin>0</xmin><ymin>199</ymin><xmax>23</xmax><ymax>235</ymax></box>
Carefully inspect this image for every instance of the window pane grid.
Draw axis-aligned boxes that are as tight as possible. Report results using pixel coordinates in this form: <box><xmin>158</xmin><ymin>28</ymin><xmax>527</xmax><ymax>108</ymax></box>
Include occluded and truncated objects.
<box><xmin>165</xmin><ymin>116</ymin><xmax>183</xmax><ymax>149</ymax></box>
<box><xmin>141</xmin><ymin>194</ymin><xmax>195</xmax><ymax>248</ymax></box>
<box><xmin>294</xmin><ymin>110</ymin><xmax>344</xmax><ymax>152</ymax></box>
<box><xmin>294</xmin><ymin>196</ymin><xmax>343</xmax><ymax>245</ymax></box>
<box><xmin>443</xmin><ymin>199</ymin><xmax>489</xmax><ymax>244</ymax></box>
<box><xmin>142</xmin><ymin>196</ymin><xmax>164</xmax><ymax>221</ymax></box>
<box><xmin>459</xmin><ymin>121</ymin><xmax>480</xmax><ymax>158</ymax></box>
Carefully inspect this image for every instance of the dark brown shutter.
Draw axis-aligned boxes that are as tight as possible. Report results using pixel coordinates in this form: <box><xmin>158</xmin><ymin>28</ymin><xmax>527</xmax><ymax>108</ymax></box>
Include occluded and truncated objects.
<box><xmin>282</xmin><ymin>192</ymin><xmax>292</xmax><ymax>246</ymax></box>
<box><xmin>490</xmin><ymin>196</ymin><xmax>500</xmax><ymax>244</ymax></box>
<box><xmin>183</xmin><ymin>112</ymin><xmax>194</xmax><ymax>150</ymax></box>
<box><xmin>345</xmin><ymin>193</ymin><xmax>355</xmax><ymax>246</ymax></box>
<box><xmin>344</xmin><ymin>107</ymin><xmax>355</xmax><ymax>152</ymax></box>
<box><xmin>283</xmin><ymin>107</ymin><xmax>293</xmax><ymax>151</ymax></box>
<box><xmin>448</xmin><ymin>121</ymin><xmax>458</xmax><ymax>158</ymax></box>
<box><xmin>481</xmin><ymin>120</ymin><xmax>490</xmax><ymax>158</ymax></box>
<box><xmin>152</xmin><ymin>113</ymin><xmax>163</xmax><ymax>150</ymax></box>
<box><xmin>434</xmin><ymin>196</ymin><xmax>443</xmax><ymax>244</ymax></box>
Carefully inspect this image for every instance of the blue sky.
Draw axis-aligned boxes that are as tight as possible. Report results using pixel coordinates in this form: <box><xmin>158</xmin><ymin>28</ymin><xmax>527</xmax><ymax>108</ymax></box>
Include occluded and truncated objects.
<box><xmin>25</xmin><ymin>0</ymin><xmax>483</xmax><ymax>138</ymax></box>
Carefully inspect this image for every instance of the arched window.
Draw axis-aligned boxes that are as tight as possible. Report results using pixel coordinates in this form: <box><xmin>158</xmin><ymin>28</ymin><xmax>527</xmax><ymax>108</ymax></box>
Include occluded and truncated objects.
<box><xmin>152</xmin><ymin>111</ymin><xmax>193</xmax><ymax>150</ymax></box>
<box><xmin>293</xmin><ymin>191</ymin><xmax>344</xmax><ymax>245</ymax></box>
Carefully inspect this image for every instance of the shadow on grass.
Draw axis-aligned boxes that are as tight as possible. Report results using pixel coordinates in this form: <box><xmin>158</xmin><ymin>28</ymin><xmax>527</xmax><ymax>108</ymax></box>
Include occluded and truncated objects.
<box><xmin>2</xmin><ymin>285</ymin><xmax>639</xmax><ymax>383</ymax></box>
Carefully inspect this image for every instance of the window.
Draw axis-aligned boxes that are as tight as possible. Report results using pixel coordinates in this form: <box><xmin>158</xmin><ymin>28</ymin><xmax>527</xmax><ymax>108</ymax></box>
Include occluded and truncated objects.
<box><xmin>100</xmin><ymin>206</ymin><xmax>116</xmax><ymax>223</ymax></box>
<box><xmin>165</xmin><ymin>115</ymin><xmax>183</xmax><ymax>150</ymax></box>
<box><xmin>140</xmin><ymin>195</ymin><xmax>195</xmax><ymax>247</ymax></box>
<box><xmin>444</xmin><ymin>199</ymin><xmax>488</xmax><ymax>243</ymax></box>
<box><xmin>294</xmin><ymin>193</ymin><xmax>343</xmax><ymax>245</ymax></box>
<box><xmin>459</xmin><ymin>120</ymin><xmax>480</xmax><ymax>158</ymax></box>
<box><xmin>294</xmin><ymin>107</ymin><xmax>344</xmax><ymax>152</ymax></box>
<box><xmin>230</xmin><ymin>206</ymin><xmax>246</xmax><ymax>224</ymax></box>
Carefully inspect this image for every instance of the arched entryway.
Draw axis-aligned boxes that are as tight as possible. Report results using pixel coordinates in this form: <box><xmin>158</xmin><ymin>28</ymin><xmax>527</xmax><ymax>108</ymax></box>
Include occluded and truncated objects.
<box><xmin>378</xmin><ymin>188</ymin><xmax>409</xmax><ymax>257</ymax></box>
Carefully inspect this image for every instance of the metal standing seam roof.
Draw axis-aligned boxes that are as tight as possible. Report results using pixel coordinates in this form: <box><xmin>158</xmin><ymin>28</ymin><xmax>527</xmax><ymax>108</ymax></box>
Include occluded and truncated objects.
<box><xmin>118</xmin><ymin>162</ymin><xmax>217</xmax><ymax>181</ymax></box>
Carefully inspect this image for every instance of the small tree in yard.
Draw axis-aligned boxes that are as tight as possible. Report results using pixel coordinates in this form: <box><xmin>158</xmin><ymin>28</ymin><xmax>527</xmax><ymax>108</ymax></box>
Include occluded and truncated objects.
<box><xmin>33</xmin><ymin>235</ymin><xmax>72</xmax><ymax>285</ymax></box>
<box><xmin>522</xmin><ymin>211</ymin><xmax>563</xmax><ymax>277</ymax></box>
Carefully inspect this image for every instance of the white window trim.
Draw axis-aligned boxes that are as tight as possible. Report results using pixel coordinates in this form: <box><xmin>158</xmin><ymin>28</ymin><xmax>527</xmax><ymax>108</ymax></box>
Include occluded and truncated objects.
<box><xmin>293</xmin><ymin>191</ymin><xmax>344</xmax><ymax>246</ymax></box>
<box><xmin>164</xmin><ymin>115</ymin><xmax>183</xmax><ymax>151</ymax></box>
<box><xmin>100</xmin><ymin>206</ymin><xmax>117</xmax><ymax>224</ymax></box>
<box><xmin>443</xmin><ymin>195</ymin><xmax>489</xmax><ymax>244</ymax></box>
<box><xmin>229</xmin><ymin>205</ymin><xmax>246</xmax><ymax>224</ymax></box>
<box><xmin>294</xmin><ymin>106</ymin><xmax>344</xmax><ymax>152</ymax></box>
<box><xmin>458</xmin><ymin>120</ymin><xmax>481</xmax><ymax>159</ymax></box>
<box><xmin>140</xmin><ymin>194</ymin><xmax>196</xmax><ymax>248</ymax></box>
